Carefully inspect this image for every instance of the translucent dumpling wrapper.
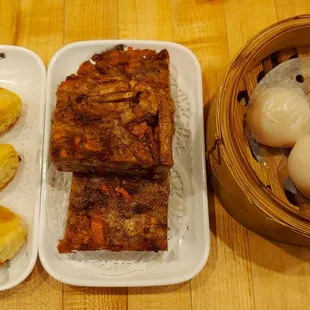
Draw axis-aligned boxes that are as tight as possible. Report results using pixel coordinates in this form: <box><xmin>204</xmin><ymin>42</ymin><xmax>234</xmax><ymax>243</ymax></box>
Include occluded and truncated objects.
<box><xmin>288</xmin><ymin>135</ymin><xmax>310</xmax><ymax>199</ymax></box>
<box><xmin>0</xmin><ymin>205</ymin><xmax>27</xmax><ymax>263</ymax></box>
<box><xmin>246</xmin><ymin>86</ymin><xmax>310</xmax><ymax>148</ymax></box>
<box><xmin>246</xmin><ymin>57</ymin><xmax>310</xmax><ymax>149</ymax></box>
<box><xmin>246</xmin><ymin>56</ymin><xmax>310</xmax><ymax>197</ymax></box>
<box><xmin>0</xmin><ymin>144</ymin><xmax>20</xmax><ymax>190</ymax></box>
<box><xmin>0</xmin><ymin>87</ymin><xmax>22</xmax><ymax>134</ymax></box>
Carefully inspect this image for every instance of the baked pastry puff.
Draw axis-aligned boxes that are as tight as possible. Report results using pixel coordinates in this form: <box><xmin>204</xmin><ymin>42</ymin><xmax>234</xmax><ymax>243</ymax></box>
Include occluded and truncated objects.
<box><xmin>0</xmin><ymin>87</ymin><xmax>22</xmax><ymax>134</ymax></box>
<box><xmin>0</xmin><ymin>144</ymin><xmax>20</xmax><ymax>190</ymax></box>
<box><xmin>0</xmin><ymin>205</ymin><xmax>27</xmax><ymax>263</ymax></box>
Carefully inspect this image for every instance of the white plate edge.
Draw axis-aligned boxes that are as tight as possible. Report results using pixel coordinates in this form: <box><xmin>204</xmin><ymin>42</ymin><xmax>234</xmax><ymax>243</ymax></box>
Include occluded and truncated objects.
<box><xmin>0</xmin><ymin>44</ymin><xmax>46</xmax><ymax>291</ymax></box>
<box><xmin>39</xmin><ymin>39</ymin><xmax>210</xmax><ymax>287</ymax></box>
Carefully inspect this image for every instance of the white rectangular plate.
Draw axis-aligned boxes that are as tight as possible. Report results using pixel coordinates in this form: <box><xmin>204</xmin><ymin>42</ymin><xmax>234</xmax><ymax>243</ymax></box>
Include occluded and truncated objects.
<box><xmin>0</xmin><ymin>45</ymin><xmax>46</xmax><ymax>291</ymax></box>
<box><xmin>39</xmin><ymin>40</ymin><xmax>210</xmax><ymax>287</ymax></box>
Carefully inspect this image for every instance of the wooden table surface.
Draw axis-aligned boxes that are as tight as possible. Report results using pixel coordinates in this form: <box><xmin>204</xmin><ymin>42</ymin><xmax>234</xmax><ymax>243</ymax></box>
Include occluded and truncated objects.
<box><xmin>1</xmin><ymin>0</ymin><xmax>310</xmax><ymax>309</ymax></box>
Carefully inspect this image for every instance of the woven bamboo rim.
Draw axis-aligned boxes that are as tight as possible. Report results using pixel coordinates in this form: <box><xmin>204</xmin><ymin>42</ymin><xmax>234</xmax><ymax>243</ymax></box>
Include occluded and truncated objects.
<box><xmin>207</xmin><ymin>15</ymin><xmax>310</xmax><ymax>246</ymax></box>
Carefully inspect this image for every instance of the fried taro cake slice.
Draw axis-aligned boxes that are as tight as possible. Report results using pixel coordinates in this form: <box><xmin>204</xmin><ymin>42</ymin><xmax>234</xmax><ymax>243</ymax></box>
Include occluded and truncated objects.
<box><xmin>50</xmin><ymin>48</ymin><xmax>174</xmax><ymax>179</ymax></box>
<box><xmin>57</xmin><ymin>173</ymin><xmax>169</xmax><ymax>253</ymax></box>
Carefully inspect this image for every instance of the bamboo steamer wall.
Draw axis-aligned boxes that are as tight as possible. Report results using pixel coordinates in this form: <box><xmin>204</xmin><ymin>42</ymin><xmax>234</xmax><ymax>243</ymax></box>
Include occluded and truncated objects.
<box><xmin>207</xmin><ymin>15</ymin><xmax>310</xmax><ymax>247</ymax></box>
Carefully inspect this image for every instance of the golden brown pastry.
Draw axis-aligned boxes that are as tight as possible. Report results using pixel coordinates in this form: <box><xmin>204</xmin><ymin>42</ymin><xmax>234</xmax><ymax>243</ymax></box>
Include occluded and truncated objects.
<box><xmin>0</xmin><ymin>144</ymin><xmax>20</xmax><ymax>190</ymax></box>
<box><xmin>0</xmin><ymin>205</ymin><xmax>27</xmax><ymax>263</ymax></box>
<box><xmin>0</xmin><ymin>87</ymin><xmax>22</xmax><ymax>134</ymax></box>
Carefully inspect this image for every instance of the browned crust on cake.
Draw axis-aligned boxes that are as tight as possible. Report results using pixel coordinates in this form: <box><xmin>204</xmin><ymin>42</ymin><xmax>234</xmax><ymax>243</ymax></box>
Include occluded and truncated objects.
<box><xmin>58</xmin><ymin>173</ymin><xmax>169</xmax><ymax>253</ymax></box>
<box><xmin>51</xmin><ymin>48</ymin><xmax>174</xmax><ymax>178</ymax></box>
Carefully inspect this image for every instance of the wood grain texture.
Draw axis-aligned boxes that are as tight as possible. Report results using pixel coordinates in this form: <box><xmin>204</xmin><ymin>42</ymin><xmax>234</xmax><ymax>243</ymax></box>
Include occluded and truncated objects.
<box><xmin>128</xmin><ymin>284</ymin><xmax>192</xmax><ymax>310</ymax></box>
<box><xmin>224</xmin><ymin>0</ymin><xmax>277</xmax><ymax>59</ymax></box>
<box><xmin>118</xmin><ymin>0</ymin><xmax>173</xmax><ymax>40</ymax></box>
<box><xmin>63</xmin><ymin>286</ymin><xmax>127</xmax><ymax>310</ymax></box>
<box><xmin>16</xmin><ymin>0</ymin><xmax>64</xmax><ymax>65</ymax></box>
<box><xmin>0</xmin><ymin>262</ymin><xmax>62</xmax><ymax>310</ymax></box>
<box><xmin>64</xmin><ymin>0</ymin><xmax>119</xmax><ymax>42</ymax></box>
<box><xmin>1</xmin><ymin>1</ymin><xmax>310</xmax><ymax>309</ymax></box>
<box><xmin>274</xmin><ymin>0</ymin><xmax>310</xmax><ymax>18</ymax></box>
<box><xmin>248</xmin><ymin>237</ymin><xmax>310</xmax><ymax>310</ymax></box>
<box><xmin>172</xmin><ymin>0</ymin><xmax>230</xmax><ymax>104</ymax></box>
<box><xmin>0</xmin><ymin>0</ymin><xmax>20</xmax><ymax>45</ymax></box>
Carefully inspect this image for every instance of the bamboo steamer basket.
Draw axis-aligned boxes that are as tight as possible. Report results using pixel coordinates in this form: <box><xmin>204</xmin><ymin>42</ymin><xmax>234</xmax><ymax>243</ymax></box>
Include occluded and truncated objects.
<box><xmin>207</xmin><ymin>15</ymin><xmax>310</xmax><ymax>247</ymax></box>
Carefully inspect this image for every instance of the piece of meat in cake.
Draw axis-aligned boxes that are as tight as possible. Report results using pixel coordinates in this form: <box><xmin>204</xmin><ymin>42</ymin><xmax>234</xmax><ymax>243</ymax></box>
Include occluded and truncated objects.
<box><xmin>57</xmin><ymin>173</ymin><xmax>169</xmax><ymax>253</ymax></box>
<box><xmin>50</xmin><ymin>48</ymin><xmax>174</xmax><ymax>178</ymax></box>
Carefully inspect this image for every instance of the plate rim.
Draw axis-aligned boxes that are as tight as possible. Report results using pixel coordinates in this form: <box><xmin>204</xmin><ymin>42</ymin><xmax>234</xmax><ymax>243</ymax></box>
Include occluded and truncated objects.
<box><xmin>0</xmin><ymin>44</ymin><xmax>46</xmax><ymax>291</ymax></box>
<box><xmin>39</xmin><ymin>39</ymin><xmax>210</xmax><ymax>287</ymax></box>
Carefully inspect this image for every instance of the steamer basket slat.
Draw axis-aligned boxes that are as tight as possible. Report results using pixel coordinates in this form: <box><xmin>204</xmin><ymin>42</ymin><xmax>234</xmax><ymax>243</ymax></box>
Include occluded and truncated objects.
<box><xmin>207</xmin><ymin>15</ymin><xmax>310</xmax><ymax>246</ymax></box>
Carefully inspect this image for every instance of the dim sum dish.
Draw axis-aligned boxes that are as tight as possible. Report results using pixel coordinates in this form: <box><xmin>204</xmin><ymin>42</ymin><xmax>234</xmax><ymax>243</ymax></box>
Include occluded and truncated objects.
<box><xmin>51</xmin><ymin>47</ymin><xmax>174</xmax><ymax>256</ymax></box>
<box><xmin>51</xmin><ymin>48</ymin><xmax>174</xmax><ymax>180</ymax></box>
<box><xmin>58</xmin><ymin>173</ymin><xmax>169</xmax><ymax>253</ymax></box>
<box><xmin>40</xmin><ymin>40</ymin><xmax>208</xmax><ymax>288</ymax></box>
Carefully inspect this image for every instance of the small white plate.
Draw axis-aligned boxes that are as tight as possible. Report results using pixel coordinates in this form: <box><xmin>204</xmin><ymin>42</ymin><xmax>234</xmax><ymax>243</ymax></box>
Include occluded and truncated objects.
<box><xmin>0</xmin><ymin>45</ymin><xmax>46</xmax><ymax>291</ymax></box>
<box><xmin>39</xmin><ymin>40</ymin><xmax>210</xmax><ymax>287</ymax></box>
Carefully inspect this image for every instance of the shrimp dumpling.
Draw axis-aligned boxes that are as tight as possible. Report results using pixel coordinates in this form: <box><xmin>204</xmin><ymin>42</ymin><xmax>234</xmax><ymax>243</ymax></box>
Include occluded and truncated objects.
<box><xmin>246</xmin><ymin>87</ymin><xmax>310</xmax><ymax>148</ymax></box>
<box><xmin>288</xmin><ymin>135</ymin><xmax>310</xmax><ymax>199</ymax></box>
